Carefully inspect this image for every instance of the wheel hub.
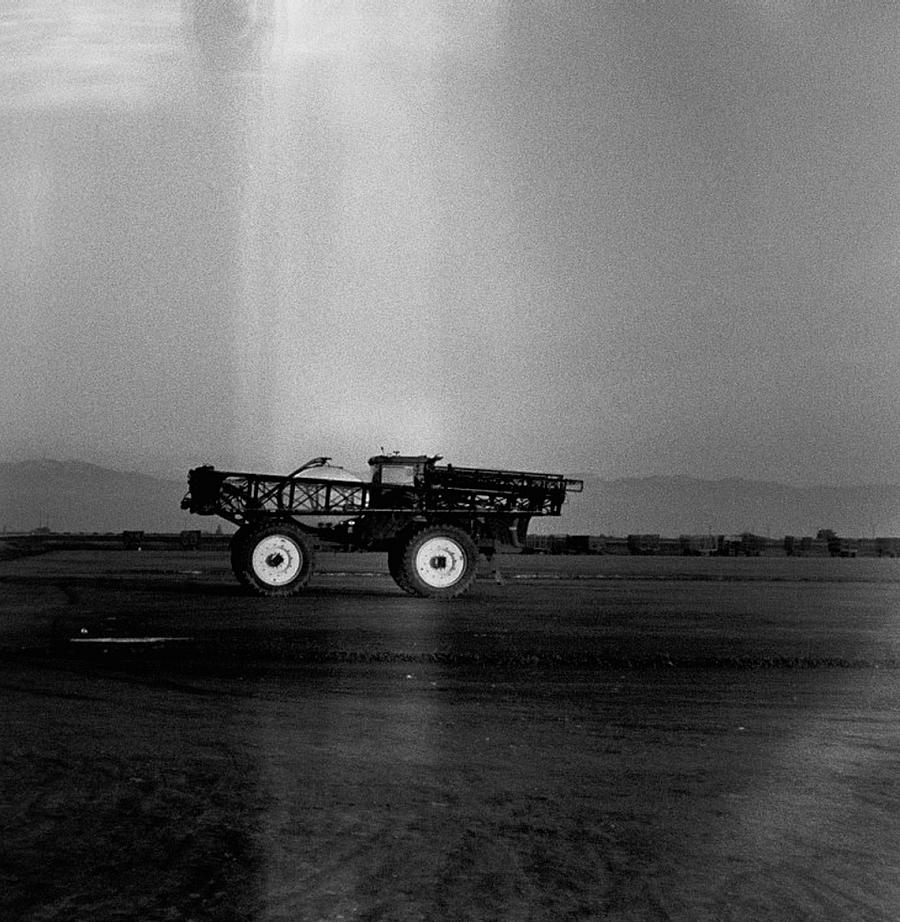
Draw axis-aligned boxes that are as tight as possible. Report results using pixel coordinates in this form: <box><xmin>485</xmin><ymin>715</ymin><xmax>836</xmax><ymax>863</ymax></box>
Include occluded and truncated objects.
<box><xmin>415</xmin><ymin>537</ymin><xmax>466</xmax><ymax>588</ymax></box>
<box><xmin>252</xmin><ymin>534</ymin><xmax>303</xmax><ymax>586</ymax></box>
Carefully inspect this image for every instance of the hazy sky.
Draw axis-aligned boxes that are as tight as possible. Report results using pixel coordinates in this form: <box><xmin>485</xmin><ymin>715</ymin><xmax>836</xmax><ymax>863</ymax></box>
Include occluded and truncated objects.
<box><xmin>3</xmin><ymin>2</ymin><xmax>900</xmax><ymax>485</ymax></box>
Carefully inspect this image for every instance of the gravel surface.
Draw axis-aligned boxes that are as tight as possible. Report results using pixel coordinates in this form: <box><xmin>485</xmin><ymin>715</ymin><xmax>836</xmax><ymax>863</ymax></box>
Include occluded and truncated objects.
<box><xmin>2</xmin><ymin>550</ymin><xmax>899</xmax><ymax>921</ymax></box>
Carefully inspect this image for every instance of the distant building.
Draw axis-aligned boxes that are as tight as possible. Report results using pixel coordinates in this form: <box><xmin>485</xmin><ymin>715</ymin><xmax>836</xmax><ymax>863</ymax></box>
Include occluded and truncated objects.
<box><xmin>603</xmin><ymin>536</ymin><xmax>631</xmax><ymax>555</ymax></box>
<box><xmin>627</xmin><ymin>534</ymin><xmax>661</xmax><ymax>555</ymax></box>
<box><xmin>522</xmin><ymin>530</ymin><xmax>900</xmax><ymax>557</ymax></box>
<box><xmin>790</xmin><ymin>535</ymin><xmax>829</xmax><ymax>557</ymax></box>
<box><xmin>180</xmin><ymin>529</ymin><xmax>202</xmax><ymax>550</ymax></box>
<box><xmin>857</xmin><ymin>537</ymin><xmax>900</xmax><ymax>557</ymax></box>
<box><xmin>679</xmin><ymin>534</ymin><xmax>717</xmax><ymax>556</ymax></box>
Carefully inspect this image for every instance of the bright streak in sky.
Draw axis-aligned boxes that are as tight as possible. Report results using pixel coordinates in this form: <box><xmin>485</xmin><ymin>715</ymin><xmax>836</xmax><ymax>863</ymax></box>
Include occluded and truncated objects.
<box><xmin>2</xmin><ymin>1</ymin><xmax>900</xmax><ymax>485</ymax></box>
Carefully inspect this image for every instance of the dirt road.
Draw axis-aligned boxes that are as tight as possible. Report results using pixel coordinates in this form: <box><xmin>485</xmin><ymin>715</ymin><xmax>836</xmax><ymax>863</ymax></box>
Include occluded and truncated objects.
<box><xmin>2</xmin><ymin>550</ymin><xmax>899</xmax><ymax>920</ymax></box>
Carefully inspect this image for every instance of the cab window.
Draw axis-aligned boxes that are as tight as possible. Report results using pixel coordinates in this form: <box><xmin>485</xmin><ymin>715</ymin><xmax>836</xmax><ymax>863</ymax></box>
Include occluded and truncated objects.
<box><xmin>380</xmin><ymin>464</ymin><xmax>417</xmax><ymax>486</ymax></box>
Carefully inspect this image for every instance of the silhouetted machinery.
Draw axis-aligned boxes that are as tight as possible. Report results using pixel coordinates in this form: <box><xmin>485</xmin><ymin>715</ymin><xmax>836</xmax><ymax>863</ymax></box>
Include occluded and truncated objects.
<box><xmin>182</xmin><ymin>454</ymin><xmax>583</xmax><ymax>598</ymax></box>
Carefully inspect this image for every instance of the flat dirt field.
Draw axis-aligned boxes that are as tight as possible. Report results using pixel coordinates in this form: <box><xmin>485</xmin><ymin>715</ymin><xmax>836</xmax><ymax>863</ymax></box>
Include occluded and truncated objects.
<box><xmin>2</xmin><ymin>549</ymin><xmax>900</xmax><ymax>921</ymax></box>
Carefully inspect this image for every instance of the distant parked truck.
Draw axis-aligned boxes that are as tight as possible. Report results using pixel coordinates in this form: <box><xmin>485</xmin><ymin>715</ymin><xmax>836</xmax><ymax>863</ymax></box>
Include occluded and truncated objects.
<box><xmin>181</xmin><ymin>454</ymin><xmax>583</xmax><ymax>599</ymax></box>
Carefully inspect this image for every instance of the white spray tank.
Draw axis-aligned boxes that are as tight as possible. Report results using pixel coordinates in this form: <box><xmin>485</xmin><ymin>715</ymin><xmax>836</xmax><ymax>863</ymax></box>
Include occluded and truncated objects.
<box><xmin>286</xmin><ymin>457</ymin><xmax>367</xmax><ymax>521</ymax></box>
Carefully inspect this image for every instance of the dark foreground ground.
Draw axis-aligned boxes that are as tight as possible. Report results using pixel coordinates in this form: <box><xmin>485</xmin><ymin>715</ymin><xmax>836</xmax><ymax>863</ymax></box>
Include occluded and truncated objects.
<box><xmin>2</xmin><ymin>550</ymin><xmax>900</xmax><ymax>921</ymax></box>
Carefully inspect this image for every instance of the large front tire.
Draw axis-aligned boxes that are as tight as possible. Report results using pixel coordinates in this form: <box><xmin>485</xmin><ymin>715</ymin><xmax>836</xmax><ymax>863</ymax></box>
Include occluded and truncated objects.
<box><xmin>233</xmin><ymin>521</ymin><xmax>315</xmax><ymax>596</ymax></box>
<box><xmin>387</xmin><ymin>540</ymin><xmax>412</xmax><ymax>594</ymax></box>
<box><xmin>393</xmin><ymin>525</ymin><xmax>478</xmax><ymax>599</ymax></box>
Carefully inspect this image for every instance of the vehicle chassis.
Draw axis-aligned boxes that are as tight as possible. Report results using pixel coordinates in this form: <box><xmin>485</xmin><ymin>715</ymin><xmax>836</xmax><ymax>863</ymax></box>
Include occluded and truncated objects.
<box><xmin>182</xmin><ymin>454</ymin><xmax>583</xmax><ymax>599</ymax></box>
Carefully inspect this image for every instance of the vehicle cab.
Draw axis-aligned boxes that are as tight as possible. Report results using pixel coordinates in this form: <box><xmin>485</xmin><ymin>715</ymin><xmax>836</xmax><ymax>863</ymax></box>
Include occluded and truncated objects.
<box><xmin>367</xmin><ymin>454</ymin><xmax>441</xmax><ymax>508</ymax></box>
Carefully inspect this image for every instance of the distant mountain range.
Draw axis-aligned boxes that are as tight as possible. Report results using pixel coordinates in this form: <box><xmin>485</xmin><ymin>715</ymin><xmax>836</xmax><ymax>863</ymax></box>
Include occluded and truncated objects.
<box><xmin>2</xmin><ymin>460</ymin><xmax>900</xmax><ymax>538</ymax></box>
<box><xmin>0</xmin><ymin>460</ymin><xmax>199</xmax><ymax>535</ymax></box>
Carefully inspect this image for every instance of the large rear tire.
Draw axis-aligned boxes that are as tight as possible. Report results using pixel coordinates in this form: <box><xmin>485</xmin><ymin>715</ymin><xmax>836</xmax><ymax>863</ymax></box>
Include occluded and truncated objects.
<box><xmin>230</xmin><ymin>525</ymin><xmax>253</xmax><ymax>588</ymax></box>
<box><xmin>233</xmin><ymin>521</ymin><xmax>315</xmax><ymax>596</ymax></box>
<box><xmin>392</xmin><ymin>525</ymin><xmax>478</xmax><ymax>599</ymax></box>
